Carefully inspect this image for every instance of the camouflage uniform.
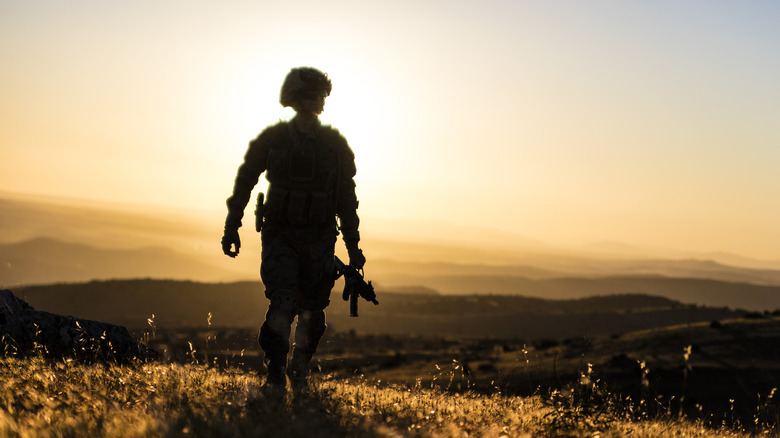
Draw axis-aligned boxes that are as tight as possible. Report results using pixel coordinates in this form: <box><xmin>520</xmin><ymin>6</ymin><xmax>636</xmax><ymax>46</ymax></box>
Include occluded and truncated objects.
<box><xmin>223</xmin><ymin>98</ymin><xmax>360</xmax><ymax>386</ymax></box>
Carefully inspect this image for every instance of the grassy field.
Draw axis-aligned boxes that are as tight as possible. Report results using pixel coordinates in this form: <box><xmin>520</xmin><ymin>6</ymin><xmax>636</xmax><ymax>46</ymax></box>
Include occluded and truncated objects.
<box><xmin>1</xmin><ymin>354</ymin><xmax>776</xmax><ymax>437</ymax></box>
<box><xmin>5</xmin><ymin>281</ymin><xmax>780</xmax><ymax>436</ymax></box>
<box><xmin>134</xmin><ymin>315</ymin><xmax>780</xmax><ymax>427</ymax></box>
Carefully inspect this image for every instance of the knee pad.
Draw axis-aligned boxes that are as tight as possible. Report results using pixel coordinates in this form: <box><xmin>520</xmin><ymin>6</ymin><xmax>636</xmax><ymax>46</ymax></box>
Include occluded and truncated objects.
<box><xmin>293</xmin><ymin>309</ymin><xmax>326</xmax><ymax>353</ymax></box>
<box><xmin>269</xmin><ymin>288</ymin><xmax>298</xmax><ymax>312</ymax></box>
<box><xmin>265</xmin><ymin>302</ymin><xmax>296</xmax><ymax>334</ymax></box>
<box><xmin>298</xmin><ymin>308</ymin><xmax>326</xmax><ymax>328</ymax></box>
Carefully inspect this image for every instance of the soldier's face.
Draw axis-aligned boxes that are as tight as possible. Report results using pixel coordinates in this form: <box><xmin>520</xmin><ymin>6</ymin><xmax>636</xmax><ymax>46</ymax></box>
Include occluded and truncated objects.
<box><xmin>298</xmin><ymin>91</ymin><xmax>327</xmax><ymax>116</ymax></box>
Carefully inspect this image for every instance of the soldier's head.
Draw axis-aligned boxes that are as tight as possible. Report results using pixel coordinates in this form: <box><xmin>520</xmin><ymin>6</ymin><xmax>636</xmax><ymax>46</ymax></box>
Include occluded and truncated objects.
<box><xmin>280</xmin><ymin>67</ymin><xmax>331</xmax><ymax>116</ymax></box>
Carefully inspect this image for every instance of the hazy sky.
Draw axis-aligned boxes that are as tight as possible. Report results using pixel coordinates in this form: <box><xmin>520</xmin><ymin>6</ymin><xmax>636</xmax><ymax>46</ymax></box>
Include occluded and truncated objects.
<box><xmin>2</xmin><ymin>0</ymin><xmax>779</xmax><ymax>259</ymax></box>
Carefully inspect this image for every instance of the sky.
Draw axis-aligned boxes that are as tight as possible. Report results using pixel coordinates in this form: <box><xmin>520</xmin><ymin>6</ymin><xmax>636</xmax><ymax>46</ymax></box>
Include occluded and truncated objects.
<box><xmin>2</xmin><ymin>0</ymin><xmax>780</xmax><ymax>260</ymax></box>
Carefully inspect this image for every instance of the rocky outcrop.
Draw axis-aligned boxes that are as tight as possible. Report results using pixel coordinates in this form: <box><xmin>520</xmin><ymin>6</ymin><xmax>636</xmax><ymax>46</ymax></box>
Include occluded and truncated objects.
<box><xmin>0</xmin><ymin>289</ymin><xmax>155</xmax><ymax>361</ymax></box>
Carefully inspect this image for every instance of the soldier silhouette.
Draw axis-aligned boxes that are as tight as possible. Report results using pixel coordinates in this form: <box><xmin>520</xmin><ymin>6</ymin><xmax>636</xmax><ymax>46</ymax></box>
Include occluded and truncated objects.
<box><xmin>222</xmin><ymin>67</ymin><xmax>365</xmax><ymax>392</ymax></box>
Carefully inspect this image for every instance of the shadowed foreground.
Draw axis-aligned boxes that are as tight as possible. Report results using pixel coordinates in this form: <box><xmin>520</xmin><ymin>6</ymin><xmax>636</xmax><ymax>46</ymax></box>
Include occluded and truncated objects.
<box><xmin>0</xmin><ymin>290</ymin><xmax>154</xmax><ymax>362</ymax></box>
<box><xmin>0</xmin><ymin>356</ymin><xmax>769</xmax><ymax>437</ymax></box>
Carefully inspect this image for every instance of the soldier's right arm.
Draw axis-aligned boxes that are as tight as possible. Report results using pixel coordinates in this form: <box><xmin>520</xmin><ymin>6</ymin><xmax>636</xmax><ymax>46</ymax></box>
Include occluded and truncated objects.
<box><xmin>224</xmin><ymin>130</ymin><xmax>273</xmax><ymax>231</ymax></box>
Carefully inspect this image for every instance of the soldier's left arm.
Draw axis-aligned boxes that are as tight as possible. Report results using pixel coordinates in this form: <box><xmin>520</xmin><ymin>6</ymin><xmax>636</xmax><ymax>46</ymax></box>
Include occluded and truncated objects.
<box><xmin>334</xmin><ymin>133</ymin><xmax>363</xmax><ymax>267</ymax></box>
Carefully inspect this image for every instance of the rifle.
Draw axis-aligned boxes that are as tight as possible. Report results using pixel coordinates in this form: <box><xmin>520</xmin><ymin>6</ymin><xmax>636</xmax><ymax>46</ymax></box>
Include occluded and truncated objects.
<box><xmin>334</xmin><ymin>256</ymin><xmax>378</xmax><ymax>317</ymax></box>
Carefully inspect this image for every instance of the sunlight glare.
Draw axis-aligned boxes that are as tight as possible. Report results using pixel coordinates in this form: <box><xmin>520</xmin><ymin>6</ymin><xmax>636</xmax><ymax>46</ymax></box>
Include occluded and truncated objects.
<box><xmin>319</xmin><ymin>63</ymin><xmax>400</xmax><ymax>186</ymax></box>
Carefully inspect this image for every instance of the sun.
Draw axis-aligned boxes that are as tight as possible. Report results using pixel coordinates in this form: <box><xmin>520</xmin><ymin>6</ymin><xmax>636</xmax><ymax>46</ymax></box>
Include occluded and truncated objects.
<box><xmin>316</xmin><ymin>64</ymin><xmax>401</xmax><ymax>186</ymax></box>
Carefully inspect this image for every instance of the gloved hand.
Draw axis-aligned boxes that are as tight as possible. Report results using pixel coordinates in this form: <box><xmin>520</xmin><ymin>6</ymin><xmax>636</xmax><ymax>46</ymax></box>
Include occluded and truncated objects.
<box><xmin>346</xmin><ymin>243</ymin><xmax>365</xmax><ymax>269</ymax></box>
<box><xmin>222</xmin><ymin>228</ymin><xmax>241</xmax><ymax>258</ymax></box>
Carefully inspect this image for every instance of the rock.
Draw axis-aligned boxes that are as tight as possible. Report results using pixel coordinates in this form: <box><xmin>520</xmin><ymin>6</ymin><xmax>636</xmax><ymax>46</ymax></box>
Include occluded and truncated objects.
<box><xmin>0</xmin><ymin>289</ymin><xmax>155</xmax><ymax>362</ymax></box>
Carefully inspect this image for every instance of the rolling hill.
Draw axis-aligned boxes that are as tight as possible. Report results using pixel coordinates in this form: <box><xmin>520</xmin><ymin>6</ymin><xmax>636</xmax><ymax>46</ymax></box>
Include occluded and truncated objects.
<box><xmin>15</xmin><ymin>279</ymin><xmax>743</xmax><ymax>340</ymax></box>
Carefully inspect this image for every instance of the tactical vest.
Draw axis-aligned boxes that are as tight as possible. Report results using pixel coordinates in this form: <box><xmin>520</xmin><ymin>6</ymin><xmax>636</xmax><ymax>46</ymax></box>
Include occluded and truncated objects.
<box><xmin>261</xmin><ymin>122</ymin><xmax>344</xmax><ymax>227</ymax></box>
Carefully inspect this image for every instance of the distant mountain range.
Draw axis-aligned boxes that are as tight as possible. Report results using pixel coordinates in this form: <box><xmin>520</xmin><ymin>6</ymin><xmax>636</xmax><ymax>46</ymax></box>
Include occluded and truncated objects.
<box><xmin>380</xmin><ymin>273</ymin><xmax>780</xmax><ymax>311</ymax></box>
<box><xmin>3</xmin><ymin>193</ymin><xmax>780</xmax><ymax>311</ymax></box>
<box><xmin>0</xmin><ymin>237</ymin><xmax>242</xmax><ymax>285</ymax></box>
<box><xmin>4</xmin><ymin>237</ymin><xmax>780</xmax><ymax>310</ymax></box>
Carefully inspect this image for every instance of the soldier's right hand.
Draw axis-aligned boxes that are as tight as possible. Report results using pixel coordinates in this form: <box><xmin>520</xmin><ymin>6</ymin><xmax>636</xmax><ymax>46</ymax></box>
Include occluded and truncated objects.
<box><xmin>221</xmin><ymin>228</ymin><xmax>241</xmax><ymax>258</ymax></box>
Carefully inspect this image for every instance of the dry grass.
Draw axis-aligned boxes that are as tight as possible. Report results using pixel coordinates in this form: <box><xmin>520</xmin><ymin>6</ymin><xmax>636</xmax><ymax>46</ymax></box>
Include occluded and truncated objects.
<box><xmin>1</xmin><ymin>355</ymin><xmax>770</xmax><ymax>438</ymax></box>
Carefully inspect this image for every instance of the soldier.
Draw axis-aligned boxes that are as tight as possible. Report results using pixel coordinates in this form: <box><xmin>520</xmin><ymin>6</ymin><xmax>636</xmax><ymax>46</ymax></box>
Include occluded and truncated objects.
<box><xmin>221</xmin><ymin>67</ymin><xmax>365</xmax><ymax>392</ymax></box>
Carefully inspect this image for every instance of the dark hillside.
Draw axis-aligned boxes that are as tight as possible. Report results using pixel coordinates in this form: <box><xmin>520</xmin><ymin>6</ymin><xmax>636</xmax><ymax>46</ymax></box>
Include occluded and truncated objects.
<box><xmin>17</xmin><ymin>279</ymin><xmax>266</xmax><ymax>329</ymax></box>
<box><xmin>17</xmin><ymin>279</ymin><xmax>742</xmax><ymax>340</ymax></box>
<box><xmin>400</xmin><ymin>274</ymin><xmax>780</xmax><ymax>311</ymax></box>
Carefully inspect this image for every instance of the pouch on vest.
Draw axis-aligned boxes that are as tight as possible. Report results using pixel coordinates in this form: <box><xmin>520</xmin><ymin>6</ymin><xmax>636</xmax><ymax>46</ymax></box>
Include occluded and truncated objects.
<box><xmin>265</xmin><ymin>186</ymin><xmax>288</xmax><ymax>221</ymax></box>
<box><xmin>309</xmin><ymin>191</ymin><xmax>329</xmax><ymax>224</ymax></box>
<box><xmin>254</xmin><ymin>192</ymin><xmax>264</xmax><ymax>232</ymax></box>
<box><xmin>287</xmin><ymin>190</ymin><xmax>308</xmax><ymax>225</ymax></box>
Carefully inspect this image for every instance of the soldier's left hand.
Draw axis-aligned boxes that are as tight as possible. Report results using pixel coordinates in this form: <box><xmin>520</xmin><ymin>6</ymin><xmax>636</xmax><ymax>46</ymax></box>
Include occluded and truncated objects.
<box><xmin>348</xmin><ymin>247</ymin><xmax>365</xmax><ymax>269</ymax></box>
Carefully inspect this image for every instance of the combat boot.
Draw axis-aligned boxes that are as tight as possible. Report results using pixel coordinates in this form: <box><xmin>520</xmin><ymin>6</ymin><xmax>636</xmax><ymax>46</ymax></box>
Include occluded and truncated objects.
<box><xmin>287</xmin><ymin>349</ymin><xmax>313</xmax><ymax>393</ymax></box>
<box><xmin>261</xmin><ymin>354</ymin><xmax>288</xmax><ymax>396</ymax></box>
<box><xmin>288</xmin><ymin>309</ymin><xmax>326</xmax><ymax>394</ymax></box>
<box><xmin>257</xmin><ymin>304</ymin><xmax>296</xmax><ymax>395</ymax></box>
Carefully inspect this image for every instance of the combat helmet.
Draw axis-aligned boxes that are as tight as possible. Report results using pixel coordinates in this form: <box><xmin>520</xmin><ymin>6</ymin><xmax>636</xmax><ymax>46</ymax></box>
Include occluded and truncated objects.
<box><xmin>280</xmin><ymin>67</ymin><xmax>332</xmax><ymax>107</ymax></box>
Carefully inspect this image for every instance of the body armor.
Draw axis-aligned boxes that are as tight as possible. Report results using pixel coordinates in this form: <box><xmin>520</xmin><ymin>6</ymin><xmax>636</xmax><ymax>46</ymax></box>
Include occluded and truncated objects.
<box><xmin>226</xmin><ymin>121</ymin><xmax>359</xmax><ymax>240</ymax></box>
<box><xmin>262</xmin><ymin>122</ymin><xmax>340</xmax><ymax>228</ymax></box>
